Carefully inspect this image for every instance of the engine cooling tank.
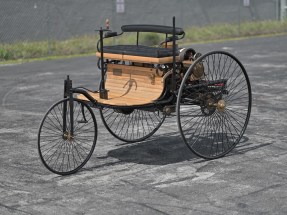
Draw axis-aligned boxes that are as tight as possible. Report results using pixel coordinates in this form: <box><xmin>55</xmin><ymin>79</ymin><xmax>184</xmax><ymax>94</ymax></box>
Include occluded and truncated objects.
<box><xmin>191</xmin><ymin>62</ymin><xmax>204</xmax><ymax>80</ymax></box>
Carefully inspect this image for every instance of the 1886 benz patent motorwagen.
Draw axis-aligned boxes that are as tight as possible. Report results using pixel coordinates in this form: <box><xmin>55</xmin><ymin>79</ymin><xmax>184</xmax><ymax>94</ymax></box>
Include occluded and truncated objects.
<box><xmin>38</xmin><ymin>17</ymin><xmax>252</xmax><ymax>175</ymax></box>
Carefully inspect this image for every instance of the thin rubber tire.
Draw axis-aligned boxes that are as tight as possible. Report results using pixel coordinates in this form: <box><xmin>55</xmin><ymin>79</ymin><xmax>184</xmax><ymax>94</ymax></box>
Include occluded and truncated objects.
<box><xmin>38</xmin><ymin>98</ymin><xmax>97</xmax><ymax>175</ymax></box>
<box><xmin>177</xmin><ymin>51</ymin><xmax>252</xmax><ymax>159</ymax></box>
<box><xmin>100</xmin><ymin>107</ymin><xmax>166</xmax><ymax>143</ymax></box>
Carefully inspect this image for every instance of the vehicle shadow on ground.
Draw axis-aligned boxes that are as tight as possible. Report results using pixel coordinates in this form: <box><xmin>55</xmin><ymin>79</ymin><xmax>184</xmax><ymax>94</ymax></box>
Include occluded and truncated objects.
<box><xmin>107</xmin><ymin>132</ymin><xmax>195</xmax><ymax>166</ymax></box>
<box><xmin>193</xmin><ymin>136</ymin><xmax>272</xmax><ymax>164</ymax></box>
<box><xmin>225</xmin><ymin>135</ymin><xmax>272</xmax><ymax>156</ymax></box>
<box><xmin>106</xmin><ymin>133</ymin><xmax>272</xmax><ymax>166</ymax></box>
<box><xmin>82</xmin><ymin>132</ymin><xmax>271</xmax><ymax>173</ymax></box>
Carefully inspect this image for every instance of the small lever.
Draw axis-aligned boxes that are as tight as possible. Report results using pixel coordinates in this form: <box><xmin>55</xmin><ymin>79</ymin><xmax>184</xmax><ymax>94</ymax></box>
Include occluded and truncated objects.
<box><xmin>106</xmin><ymin>19</ymin><xmax>110</xmax><ymax>30</ymax></box>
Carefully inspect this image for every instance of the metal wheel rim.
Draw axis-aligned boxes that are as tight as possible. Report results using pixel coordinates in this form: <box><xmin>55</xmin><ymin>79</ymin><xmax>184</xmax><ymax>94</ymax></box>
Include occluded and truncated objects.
<box><xmin>100</xmin><ymin>107</ymin><xmax>166</xmax><ymax>143</ymax></box>
<box><xmin>176</xmin><ymin>51</ymin><xmax>252</xmax><ymax>159</ymax></box>
<box><xmin>38</xmin><ymin>98</ymin><xmax>97</xmax><ymax>175</ymax></box>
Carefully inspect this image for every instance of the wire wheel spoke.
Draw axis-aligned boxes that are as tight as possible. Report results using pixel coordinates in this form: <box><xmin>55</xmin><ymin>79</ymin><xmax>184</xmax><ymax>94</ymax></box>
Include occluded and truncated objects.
<box><xmin>177</xmin><ymin>51</ymin><xmax>251</xmax><ymax>159</ymax></box>
<box><xmin>100</xmin><ymin>107</ymin><xmax>165</xmax><ymax>143</ymax></box>
<box><xmin>38</xmin><ymin>98</ymin><xmax>97</xmax><ymax>175</ymax></box>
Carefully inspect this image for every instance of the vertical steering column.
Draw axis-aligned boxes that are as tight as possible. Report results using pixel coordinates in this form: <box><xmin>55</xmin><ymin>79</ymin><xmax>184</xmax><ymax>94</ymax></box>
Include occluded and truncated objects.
<box><xmin>63</xmin><ymin>77</ymin><xmax>68</xmax><ymax>133</ymax></box>
<box><xmin>63</xmin><ymin>75</ymin><xmax>74</xmax><ymax>136</ymax></box>
<box><xmin>99</xmin><ymin>28</ymin><xmax>108</xmax><ymax>99</ymax></box>
<box><xmin>171</xmin><ymin>16</ymin><xmax>176</xmax><ymax>92</ymax></box>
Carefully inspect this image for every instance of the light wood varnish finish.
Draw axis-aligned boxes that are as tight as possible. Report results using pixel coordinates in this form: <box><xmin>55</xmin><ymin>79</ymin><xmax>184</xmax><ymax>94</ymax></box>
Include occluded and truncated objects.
<box><xmin>77</xmin><ymin>64</ymin><xmax>165</xmax><ymax>106</ymax></box>
<box><xmin>95</xmin><ymin>52</ymin><xmax>180</xmax><ymax>64</ymax></box>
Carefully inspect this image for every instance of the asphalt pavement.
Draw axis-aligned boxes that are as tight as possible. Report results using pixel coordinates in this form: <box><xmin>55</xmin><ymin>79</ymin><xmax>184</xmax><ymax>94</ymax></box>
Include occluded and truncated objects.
<box><xmin>0</xmin><ymin>35</ymin><xmax>287</xmax><ymax>214</ymax></box>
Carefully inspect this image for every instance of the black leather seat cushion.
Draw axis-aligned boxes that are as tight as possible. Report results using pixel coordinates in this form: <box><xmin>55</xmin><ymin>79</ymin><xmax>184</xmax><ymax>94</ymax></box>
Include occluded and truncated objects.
<box><xmin>121</xmin><ymin>25</ymin><xmax>185</xmax><ymax>35</ymax></box>
<box><xmin>103</xmin><ymin>45</ymin><xmax>178</xmax><ymax>58</ymax></box>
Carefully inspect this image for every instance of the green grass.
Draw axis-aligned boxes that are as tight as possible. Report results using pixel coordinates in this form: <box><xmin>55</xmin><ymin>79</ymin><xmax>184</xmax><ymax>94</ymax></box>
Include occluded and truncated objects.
<box><xmin>183</xmin><ymin>20</ymin><xmax>287</xmax><ymax>43</ymax></box>
<box><xmin>0</xmin><ymin>35</ymin><xmax>99</xmax><ymax>61</ymax></box>
<box><xmin>1</xmin><ymin>20</ymin><xmax>287</xmax><ymax>63</ymax></box>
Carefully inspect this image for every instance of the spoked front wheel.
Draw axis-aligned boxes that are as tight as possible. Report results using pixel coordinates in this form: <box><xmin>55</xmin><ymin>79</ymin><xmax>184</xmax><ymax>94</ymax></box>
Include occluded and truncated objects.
<box><xmin>100</xmin><ymin>107</ymin><xmax>166</xmax><ymax>143</ymax></box>
<box><xmin>177</xmin><ymin>51</ymin><xmax>252</xmax><ymax>159</ymax></box>
<box><xmin>38</xmin><ymin>98</ymin><xmax>97</xmax><ymax>175</ymax></box>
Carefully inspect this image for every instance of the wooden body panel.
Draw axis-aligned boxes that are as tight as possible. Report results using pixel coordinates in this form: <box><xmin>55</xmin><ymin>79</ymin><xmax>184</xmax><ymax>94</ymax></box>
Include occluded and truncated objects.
<box><xmin>77</xmin><ymin>64</ymin><xmax>165</xmax><ymax>106</ymax></box>
<box><xmin>95</xmin><ymin>52</ymin><xmax>180</xmax><ymax>64</ymax></box>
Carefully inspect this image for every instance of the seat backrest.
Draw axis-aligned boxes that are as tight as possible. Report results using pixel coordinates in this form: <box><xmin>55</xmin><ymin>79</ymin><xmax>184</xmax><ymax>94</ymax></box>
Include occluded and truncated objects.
<box><xmin>121</xmin><ymin>24</ymin><xmax>185</xmax><ymax>35</ymax></box>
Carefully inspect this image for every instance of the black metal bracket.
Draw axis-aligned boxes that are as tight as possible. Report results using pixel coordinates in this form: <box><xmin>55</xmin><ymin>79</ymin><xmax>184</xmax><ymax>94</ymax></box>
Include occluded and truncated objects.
<box><xmin>64</xmin><ymin>76</ymin><xmax>99</xmax><ymax>106</ymax></box>
<box><xmin>98</xmin><ymin>28</ymin><xmax>109</xmax><ymax>99</ymax></box>
<box><xmin>100</xmin><ymin>89</ymin><xmax>108</xmax><ymax>99</ymax></box>
<box><xmin>171</xmin><ymin>16</ymin><xmax>176</xmax><ymax>93</ymax></box>
<box><xmin>64</xmin><ymin>75</ymin><xmax>72</xmax><ymax>98</ymax></box>
<box><xmin>63</xmin><ymin>75</ymin><xmax>74</xmax><ymax>136</ymax></box>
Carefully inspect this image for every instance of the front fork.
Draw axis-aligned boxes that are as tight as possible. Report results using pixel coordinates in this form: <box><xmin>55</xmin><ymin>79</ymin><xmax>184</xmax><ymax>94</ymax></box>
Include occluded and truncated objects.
<box><xmin>63</xmin><ymin>75</ymin><xmax>97</xmax><ymax>137</ymax></box>
<box><xmin>63</xmin><ymin>75</ymin><xmax>74</xmax><ymax>137</ymax></box>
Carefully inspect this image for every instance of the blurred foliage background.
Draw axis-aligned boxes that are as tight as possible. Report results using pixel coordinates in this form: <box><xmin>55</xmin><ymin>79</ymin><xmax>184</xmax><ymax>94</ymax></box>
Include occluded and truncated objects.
<box><xmin>1</xmin><ymin>0</ymin><xmax>286</xmax><ymax>62</ymax></box>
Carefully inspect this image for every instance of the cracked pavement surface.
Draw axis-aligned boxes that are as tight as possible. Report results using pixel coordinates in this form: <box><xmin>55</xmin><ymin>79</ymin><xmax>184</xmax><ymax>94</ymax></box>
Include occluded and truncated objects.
<box><xmin>0</xmin><ymin>35</ymin><xmax>287</xmax><ymax>214</ymax></box>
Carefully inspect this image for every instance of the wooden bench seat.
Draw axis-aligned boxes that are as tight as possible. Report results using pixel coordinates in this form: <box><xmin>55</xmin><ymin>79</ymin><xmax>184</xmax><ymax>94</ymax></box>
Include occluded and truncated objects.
<box><xmin>96</xmin><ymin>52</ymin><xmax>180</xmax><ymax>64</ymax></box>
<box><xmin>77</xmin><ymin>64</ymin><xmax>165</xmax><ymax>106</ymax></box>
<box><xmin>103</xmin><ymin>45</ymin><xmax>176</xmax><ymax>58</ymax></box>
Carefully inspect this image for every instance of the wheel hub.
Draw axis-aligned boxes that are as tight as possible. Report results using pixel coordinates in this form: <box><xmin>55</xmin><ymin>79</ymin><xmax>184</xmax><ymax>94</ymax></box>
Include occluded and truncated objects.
<box><xmin>207</xmin><ymin>99</ymin><xmax>226</xmax><ymax>113</ymax></box>
<box><xmin>201</xmin><ymin>94</ymin><xmax>216</xmax><ymax>116</ymax></box>
<box><xmin>63</xmin><ymin>132</ymin><xmax>74</xmax><ymax>141</ymax></box>
<box><xmin>216</xmin><ymin>99</ymin><xmax>226</xmax><ymax>112</ymax></box>
<box><xmin>201</xmin><ymin>94</ymin><xmax>226</xmax><ymax>115</ymax></box>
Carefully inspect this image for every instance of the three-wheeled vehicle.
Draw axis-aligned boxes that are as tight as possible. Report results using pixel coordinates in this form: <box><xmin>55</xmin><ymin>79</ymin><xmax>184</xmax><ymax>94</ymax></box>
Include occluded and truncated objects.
<box><xmin>38</xmin><ymin>17</ymin><xmax>252</xmax><ymax>175</ymax></box>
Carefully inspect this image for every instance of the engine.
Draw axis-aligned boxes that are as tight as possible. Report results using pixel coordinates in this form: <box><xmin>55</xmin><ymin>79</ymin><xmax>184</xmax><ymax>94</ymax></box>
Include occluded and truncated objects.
<box><xmin>179</xmin><ymin>48</ymin><xmax>204</xmax><ymax>81</ymax></box>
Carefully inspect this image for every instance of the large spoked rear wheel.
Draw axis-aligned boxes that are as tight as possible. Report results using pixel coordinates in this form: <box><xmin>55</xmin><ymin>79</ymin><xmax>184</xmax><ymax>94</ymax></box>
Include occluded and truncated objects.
<box><xmin>177</xmin><ymin>51</ymin><xmax>252</xmax><ymax>159</ymax></box>
<box><xmin>38</xmin><ymin>98</ymin><xmax>97</xmax><ymax>175</ymax></box>
<box><xmin>100</xmin><ymin>107</ymin><xmax>166</xmax><ymax>143</ymax></box>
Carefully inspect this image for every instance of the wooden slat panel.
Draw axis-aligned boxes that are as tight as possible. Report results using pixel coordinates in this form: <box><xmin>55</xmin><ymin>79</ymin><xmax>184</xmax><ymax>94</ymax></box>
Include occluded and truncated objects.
<box><xmin>77</xmin><ymin>92</ymin><xmax>156</xmax><ymax>106</ymax></box>
<box><xmin>96</xmin><ymin>52</ymin><xmax>180</xmax><ymax>64</ymax></box>
<box><xmin>106</xmin><ymin>64</ymin><xmax>163</xmax><ymax>90</ymax></box>
<box><xmin>77</xmin><ymin>63</ymin><xmax>165</xmax><ymax>106</ymax></box>
<box><xmin>108</xmin><ymin>64</ymin><xmax>156</xmax><ymax>74</ymax></box>
<box><xmin>106</xmin><ymin>77</ymin><xmax>163</xmax><ymax>89</ymax></box>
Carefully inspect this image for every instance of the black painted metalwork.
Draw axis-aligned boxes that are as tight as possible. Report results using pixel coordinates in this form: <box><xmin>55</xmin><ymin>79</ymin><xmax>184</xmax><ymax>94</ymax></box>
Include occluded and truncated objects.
<box><xmin>121</xmin><ymin>24</ymin><xmax>184</xmax><ymax>35</ymax></box>
<box><xmin>63</xmin><ymin>78</ymin><xmax>68</xmax><ymax>133</ymax></box>
<box><xmin>38</xmin><ymin>98</ymin><xmax>97</xmax><ymax>175</ymax></box>
<box><xmin>171</xmin><ymin>16</ymin><xmax>176</xmax><ymax>92</ymax></box>
<box><xmin>176</xmin><ymin>51</ymin><xmax>252</xmax><ymax>159</ymax></box>
<box><xmin>99</xmin><ymin>28</ymin><xmax>108</xmax><ymax>99</ymax></box>
<box><xmin>136</xmin><ymin>31</ymin><xmax>139</xmax><ymax>46</ymax></box>
<box><xmin>38</xmin><ymin>18</ymin><xmax>252</xmax><ymax>175</ymax></box>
